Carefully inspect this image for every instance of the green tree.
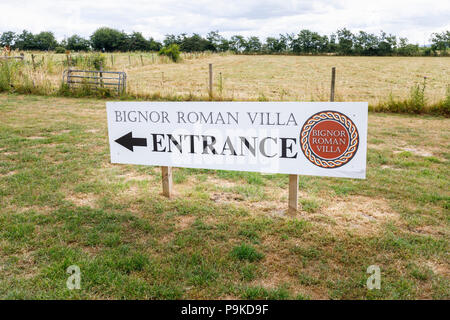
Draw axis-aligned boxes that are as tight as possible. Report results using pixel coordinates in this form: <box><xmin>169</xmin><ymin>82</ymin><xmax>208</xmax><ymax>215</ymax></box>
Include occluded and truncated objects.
<box><xmin>14</xmin><ymin>30</ymin><xmax>35</xmax><ymax>50</ymax></box>
<box><xmin>66</xmin><ymin>34</ymin><xmax>91</xmax><ymax>51</ymax></box>
<box><xmin>354</xmin><ymin>31</ymin><xmax>379</xmax><ymax>55</ymax></box>
<box><xmin>378</xmin><ymin>31</ymin><xmax>397</xmax><ymax>55</ymax></box>
<box><xmin>229</xmin><ymin>35</ymin><xmax>246</xmax><ymax>53</ymax></box>
<box><xmin>264</xmin><ymin>34</ymin><xmax>288</xmax><ymax>53</ymax></box>
<box><xmin>206</xmin><ymin>31</ymin><xmax>224</xmax><ymax>52</ymax></box>
<box><xmin>90</xmin><ymin>27</ymin><xmax>127</xmax><ymax>52</ymax></box>
<box><xmin>34</xmin><ymin>31</ymin><xmax>58</xmax><ymax>50</ymax></box>
<box><xmin>0</xmin><ymin>31</ymin><xmax>16</xmax><ymax>47</ymax></box>
<box><xmin>430</xmin><ymin>31</ymin><xmax>450</xmax><ymax>54</ymax></box>
<box><xmin>397</xmin><ymin>37</ymin><xmax>419</xmax><ymax>56</ymax></box>
<box><xmin>218</xmin><ymin>38</ymin><xmax>230</xmax><ymax>52</ymax></box>
<box><xmin>327</xmin><ymin>33</ymin><xmax>338</xmax><ymax>53</ymax></box>
<box><xmin>337</xmin><ymin>28</ymin><xmax>354</xmax><ymax>55</ymax></box>
<box><xmin>148</xmin><ymin>37</ymin><xmax>162</xmax><ymax>51</ymax></box>
<box><xmin>180</xmin><ymin>33</ymin><xmax>211</xmax><ymax>52</ymax></box>
<box><xmin>244</xmin><ymin>36</ymin><xmax>262</xmax><ymax>53</ymax></box>
<box><xmin>163</xmin><ymin>34</ymin><xmax>183</xmax><ymax>47</ymax></box>
<box><xmin>293</xmin><ymin>29</ymin><xmax>328</xmax><ymax>54</ymax></box>
<box><xmin>127</xmin><ymin>32</ymin><xmax>151</xmax><ymax>51</ymax></box>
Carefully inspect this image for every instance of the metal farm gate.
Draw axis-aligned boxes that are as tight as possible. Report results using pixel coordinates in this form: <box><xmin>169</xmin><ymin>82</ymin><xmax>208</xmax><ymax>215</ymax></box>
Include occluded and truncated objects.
<box><xmin>62</xmin><ymin>69</ymin><xmax>126</xmax><ymax>94</ymax></box>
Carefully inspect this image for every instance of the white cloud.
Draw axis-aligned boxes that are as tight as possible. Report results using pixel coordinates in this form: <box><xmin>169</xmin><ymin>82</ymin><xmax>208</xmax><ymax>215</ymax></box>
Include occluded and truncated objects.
<box><xmin>0</xmin><ymin>0</ymin><xmax>448</xmax><ymax>44</ymax></box>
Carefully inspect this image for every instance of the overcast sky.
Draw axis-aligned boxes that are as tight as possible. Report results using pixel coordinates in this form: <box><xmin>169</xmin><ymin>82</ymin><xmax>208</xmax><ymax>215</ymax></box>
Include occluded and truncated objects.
<box><xmin>0</xmin><ymin>0</ymin><xmax>449</xmax><ymax>44</ymax></box>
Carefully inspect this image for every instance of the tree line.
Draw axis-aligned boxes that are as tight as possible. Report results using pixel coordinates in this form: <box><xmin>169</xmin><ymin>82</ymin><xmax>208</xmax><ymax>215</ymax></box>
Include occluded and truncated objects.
<box><xmin>1</xmin><ymin>27</ymin><xmax>449</xmax><ymax>56</ymax></box>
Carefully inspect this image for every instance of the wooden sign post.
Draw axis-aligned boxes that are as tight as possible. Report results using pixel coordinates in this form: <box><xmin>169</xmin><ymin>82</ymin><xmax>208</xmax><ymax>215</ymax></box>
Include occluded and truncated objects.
<box><xmin>161</xmin><ymin>166</ymin><xmax>173</xmax><ymax>198</ymax></box>
<box><xmin>288</xmin><ymin>66</ymin><xmax>336</xmax><ymax>213</ymax></box>
<box><xmin>288</xmin><ymin>175</ymin><xmax>299</xmax><ymax>213</ymax></box>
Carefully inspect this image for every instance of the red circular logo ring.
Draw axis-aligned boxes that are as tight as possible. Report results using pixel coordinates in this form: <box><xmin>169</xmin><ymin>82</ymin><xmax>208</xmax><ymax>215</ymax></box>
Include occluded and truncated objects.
<box><xmin>300</xmin><ymin>111</ymin><xmax>359</xmax><ymax>168</ymax></box>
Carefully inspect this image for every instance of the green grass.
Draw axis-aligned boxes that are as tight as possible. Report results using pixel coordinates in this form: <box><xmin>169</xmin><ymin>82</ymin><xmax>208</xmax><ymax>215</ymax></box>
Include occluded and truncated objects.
<box><xmin>0</xmin><ymin>93</ymin><xmax>449</xmax><ymax>299</ymax></box>
<box><xmin>230</xmin><ymin>244</ymin><xmax>265</xmax><ymax>262</ymax></box>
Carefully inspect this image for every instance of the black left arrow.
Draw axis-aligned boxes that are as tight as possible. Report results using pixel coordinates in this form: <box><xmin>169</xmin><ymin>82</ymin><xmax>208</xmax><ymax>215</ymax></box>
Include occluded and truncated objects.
<box><xmin>115</xmin><ymin>132</ymin><xmax>147</xmax><ymax>152</ymax></box>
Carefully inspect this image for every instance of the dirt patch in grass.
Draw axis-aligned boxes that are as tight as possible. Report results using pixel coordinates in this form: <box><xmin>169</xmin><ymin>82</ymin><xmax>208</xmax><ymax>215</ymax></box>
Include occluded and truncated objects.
<box><xmin>316</xmin><ymin>196</ymin><xmax>398</xmax><ymax>236</ymax></box>
<box><xmin>394</xmin><ymin>147</ymin><xmax>433</xmax><ymax>157</ymax></box>
<box><xmin>19</xmin><ymin>205</ymin><xmax>52</xmax><ymax>214</ymax></box>
<box><xmin>251</xmin><ymin>201</ymin><xmax>288</xmax><ymax>217</ymax></box>
<box><xmin>81</xmin><ymin>245</ymin><xmax>102</xmax><ymax>257</ymax></box>
<box><xmin>5</xmin><ymin>249</ymin><xmax>39</xmax><ymax>280</ymax></box>
<box><xmin>413</xmin><ymin>225</ymin><xmax>448</xmax><ymax>237</ymax></box>
<box><xmin>380</xmin><ymin>165</ymin><xmax>403</xmax><ymax>171</ymax></box>
<box><xmin>219</xmin><ymin>294</ymin><xmax>240</xmax><ymax>300</ymax></box>
<box><xmin>124</xmin><ymin>185</ymin><xmax>141</xmax><ymax>197</ymax></box>
<box><xmin>367</xmin><ymin>143</ymin><xmax>386</xmax><ymax>151</ymax></box>
<box><xmin>159</xmin><ymin>232</ymin><xmax>175</xmax><ymax>245</ymax></box>
<box><xmin>159</xmin><ymin>216</ymin><xmax>195</xmax><ymax>245</ymax></box>
<box><xmin>210</xmin><ymin>192</ymin><xmax>244</xmax><ymax>203</ymax></box>
<box><xmin>175</xmin><ymin>215</ymin><xmax>196</xmax><ymax>230</ymax></box>
<box><xmin>66</xmin><ymin>193</ymin><xmax>98</xmax><ymax>208</ymax></box>
<box><xmin>207</xmin><ymin>178</ymin><xmax>238</xmax><ymax>188</ymax></box>
<box><xmin>210</xmin><ymin>190</ymin><xmax>289</xmax><ymax>218</ymax></box>
<box><xmin>2</xmin><ymin>151</ymin><xmax>17</xmax><ymax>156</ymax></box>
<box><xmin>0</xmin><ymin>170</ymin><xmax>17</xmax><ymax>177</ymax></box>
<box><xmin>119</xmin><ymin>171</ymin><xmax>151</xmax><ymax>182</ymax></box>
<box><xmin>426</xmin><ymin>260</ymin><xmax>450</xmax><ymax>277</ymax></box>
<box><xmin>51</xmin><ymin>130</ymin><xmax>71</xmax><ymax>135</ymax></box>
<box><xmin>85</xmin><ymin>129</ymin><xmax>100</xmax><ymax>133</ymax></box>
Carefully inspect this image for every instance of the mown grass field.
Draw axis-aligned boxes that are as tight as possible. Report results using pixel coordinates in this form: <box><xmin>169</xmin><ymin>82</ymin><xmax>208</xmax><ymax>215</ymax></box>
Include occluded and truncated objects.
<box><xmin>0</xmin><ymin>93</ymin><xmax>449</xmax><ymax>299</ymax></box>
<box><xmin>9</xmin><ymin>52</ymin><xmax>450</xmax><ymax>106</ymax></box>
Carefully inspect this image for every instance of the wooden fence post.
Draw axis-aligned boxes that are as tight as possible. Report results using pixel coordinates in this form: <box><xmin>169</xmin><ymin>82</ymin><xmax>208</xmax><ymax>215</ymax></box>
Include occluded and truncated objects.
<box><xmin>99</xmin><ymin>63</ymin><xmax>104</xmax><ymax>87</ymax></box>
<box><xmin>209</xmin><ymin>63</ymin><xmax>213</xmax><ymax>98</ymax></box>
<box><xmin>140</xmin><ymin>55</ymin><xmax>144</xmax><ymax>66</ymax></box>
<box><xmin>288</xmin><ymin>174</ymin><xmax>299</xmax><ymax>213</ymax></box>
<box><xmin>219</xmin><ymin>72</ymin><xmax>223</xmax><ymax>95</ymax></box>
<box><xmin>161</xmin><ymin>166</ymin><xmax>173</xmax><ymax>198</ymax></box>
<box><xmin>31</xmin><ymin>54</ymin><xmax>36</xmax><ymax>70</ymax></box>
<box><xmin>330</xmin><ymin>67</ymin><xmax>336</xmax><ymax>102</ymax></box>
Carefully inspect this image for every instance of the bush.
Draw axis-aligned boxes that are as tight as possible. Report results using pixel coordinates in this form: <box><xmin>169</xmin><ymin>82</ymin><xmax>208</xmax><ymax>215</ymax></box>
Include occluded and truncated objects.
<box><xmin>429</xmin><ymin>86</ymin><xmax>450</xmax><ymax>116</ymax></box>
<box><xmin>443</xmin><ymin>86</ymin><xmax>450</xmax><ymax>114</ymax></box>
<box><xmin>0</xmin><ymin>60</ymin><xmax>52</xmax><ymax>95</ymax></box>
<box><xmin>0</xmin><ymin>60</ymin><xmax>17</xmax><ymax>92</ymax></box>
<box><xmin>55</xmin><ymin>46</ymin><xmax>66</xmax><ymax>54</ymax></box>
<box><xmin>90</xmin><ymin>53</ymin><xmax>106</xmax><ymax>70</ymax></box>
<box><xmin>372</xmin><ymin>81</ymin><xmax>449</xmax><ymax>117</ymax></box>
<box><xmin>63</xmin><ymin>53</ymin><xmax>106</xmax><ymax>70</ymax></box>
<box><xmin>158</xmin><ymin>44</ymin><xmax>181</xmax><ymax>62</ymax></box>
<box><xmin>407</xmin><ymin>77</ymin><xmax>427</xmax><ymax>113</ymax></box>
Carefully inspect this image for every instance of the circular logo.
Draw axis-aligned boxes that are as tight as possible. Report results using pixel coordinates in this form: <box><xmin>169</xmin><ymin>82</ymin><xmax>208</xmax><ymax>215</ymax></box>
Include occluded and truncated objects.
<box><xmin>300</xmin><ymin>111</ymin><xmax>359</xmax><ymax>168</ymax></box>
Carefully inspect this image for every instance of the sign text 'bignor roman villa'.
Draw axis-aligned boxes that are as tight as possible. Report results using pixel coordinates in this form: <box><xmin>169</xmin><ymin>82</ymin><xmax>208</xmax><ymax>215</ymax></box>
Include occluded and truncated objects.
<box><xmin>107</xmin><ymin>102</ymin><xmax>368</xmax><ymax>179</ymax></box>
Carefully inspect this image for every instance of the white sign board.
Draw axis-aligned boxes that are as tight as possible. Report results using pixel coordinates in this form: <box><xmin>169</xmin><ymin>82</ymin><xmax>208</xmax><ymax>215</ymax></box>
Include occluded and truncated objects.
<box><xmin>107</xmin><ymin>102</ymin><xmax>367</xmax><ymax>179</ymax></box>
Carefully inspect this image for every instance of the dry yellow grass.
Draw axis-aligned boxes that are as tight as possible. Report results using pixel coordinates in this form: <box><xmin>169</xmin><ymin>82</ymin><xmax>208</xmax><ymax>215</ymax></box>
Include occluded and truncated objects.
<box><xmin>9</xmin><ymin>51</ymin><xmax>450</xmax><ymax>105</ymax></box>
